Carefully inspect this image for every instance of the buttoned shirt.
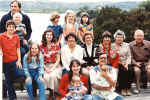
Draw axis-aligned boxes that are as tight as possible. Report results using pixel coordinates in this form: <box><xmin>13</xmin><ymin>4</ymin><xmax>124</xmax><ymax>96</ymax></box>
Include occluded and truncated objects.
<box><xmin>129</xmin><ymin>40</ymin><xmax>150</xmax><ymax>64</ymax></box>
<box><xmin>112</xmin><ymin>42</ymin><xmax>131</xmax><ymax>65</ymax></box>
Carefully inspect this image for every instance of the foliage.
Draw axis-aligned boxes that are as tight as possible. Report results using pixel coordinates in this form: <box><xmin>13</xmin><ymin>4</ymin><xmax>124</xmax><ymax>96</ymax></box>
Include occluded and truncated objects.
<box><xmin>139</xmin><ymin>0</ymin><xmax>150</xmax><ymax>11</ymax></box>
<box><xmin>93</xmin><ymin>6</ymin><xmax>150</xmax><ymax>43</ymax></box>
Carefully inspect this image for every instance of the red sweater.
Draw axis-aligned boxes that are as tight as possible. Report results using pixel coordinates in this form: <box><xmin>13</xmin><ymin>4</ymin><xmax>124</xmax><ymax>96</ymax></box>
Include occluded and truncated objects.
<box><xmin>58</xmin><ymin>74</ymin><xmax>89</xmax><ymax>100</ymax></box>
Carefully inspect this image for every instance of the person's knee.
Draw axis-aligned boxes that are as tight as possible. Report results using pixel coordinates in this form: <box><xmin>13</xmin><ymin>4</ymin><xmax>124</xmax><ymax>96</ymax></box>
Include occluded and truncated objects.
<box><xmin>134</xmin><ymin>67</ymin><xmax>141</xmax><ymax>76</ymax></box>
<box><xmin>26</xmin><ymin>80</ymin><xmax>32</xmax><ymax>87</ymax></box>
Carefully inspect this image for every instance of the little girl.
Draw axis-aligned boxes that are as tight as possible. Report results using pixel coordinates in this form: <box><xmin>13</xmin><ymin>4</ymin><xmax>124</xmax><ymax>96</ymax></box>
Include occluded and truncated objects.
<box><xmin>78</xmin><ymin>12</ymin><xmax>93</xmax><ymax>42</ymax></box>
<box><xmin>62</xmin><ymin>75</ymin><xmax>87</xmax><ymax>100</ymax></box>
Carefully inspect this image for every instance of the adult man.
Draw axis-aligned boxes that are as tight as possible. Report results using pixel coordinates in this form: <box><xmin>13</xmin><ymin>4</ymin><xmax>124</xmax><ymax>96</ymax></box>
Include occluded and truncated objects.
<box><xmin>89</xmin><ymin>53</ymin><xmax>123</xmax><ymax>100</ymax></box>
<box><xmin>0</xmin><ymin>0</ymin><xmax>32</xmax><ymax>41</ymax></box>
<box><xmin>129</xmin><ymin>29</ymin><xmax>150</xmax><ymax>94</ymax></box>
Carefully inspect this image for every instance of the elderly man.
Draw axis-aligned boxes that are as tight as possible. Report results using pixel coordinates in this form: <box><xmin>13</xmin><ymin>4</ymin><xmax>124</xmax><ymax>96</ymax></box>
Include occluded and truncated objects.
<box><xmin>0</xmin><ymin>0</ymin><xmax>32</xmax><ymax>41</ymax></box>
<box><xmin>129</xmin><ymin>29</ymin><xmax>150</xmax><ymax>94</ymax></box>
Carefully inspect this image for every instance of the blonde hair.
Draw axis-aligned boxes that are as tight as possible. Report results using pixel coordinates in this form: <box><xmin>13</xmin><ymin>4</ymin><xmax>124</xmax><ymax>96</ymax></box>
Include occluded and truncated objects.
<box><xmin>64</xmin><ymin>10</ymin><xmax>76</xmax><ymax>24</ymax></box>
<box><xmin>71</xmin><ymin>75</ymin><xmax>80</xmax><ymax>86</ymax></box>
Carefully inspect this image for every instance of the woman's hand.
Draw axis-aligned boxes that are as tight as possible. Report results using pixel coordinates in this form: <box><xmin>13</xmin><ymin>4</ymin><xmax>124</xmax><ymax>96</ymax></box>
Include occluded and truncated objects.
<box><xmin>25</xmin><ymin>77</ymin><xmax>31</xmax><ymax>83</ymax></box>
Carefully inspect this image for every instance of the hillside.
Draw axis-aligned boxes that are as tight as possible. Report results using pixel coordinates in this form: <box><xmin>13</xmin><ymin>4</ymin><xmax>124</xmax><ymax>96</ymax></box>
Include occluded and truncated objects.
<box><xmin>0</xmin><ymin>0</ymin><xmax>141</xmax><ymax>13</ymax></box>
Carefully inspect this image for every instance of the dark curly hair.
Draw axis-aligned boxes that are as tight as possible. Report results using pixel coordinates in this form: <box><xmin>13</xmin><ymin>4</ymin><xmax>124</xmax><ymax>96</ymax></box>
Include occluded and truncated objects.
<box><xmin>41</xmin><ymin>28</ymin><xmax>57</xmax><ymax>47</ymax></box>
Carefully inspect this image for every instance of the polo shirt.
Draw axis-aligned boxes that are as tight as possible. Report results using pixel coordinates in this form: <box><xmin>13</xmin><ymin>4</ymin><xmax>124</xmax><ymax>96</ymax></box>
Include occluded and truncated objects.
<box><xmin>0</xmin><ymin>32</ymin><xmax>20</xmax><ymax>63</ymax></box>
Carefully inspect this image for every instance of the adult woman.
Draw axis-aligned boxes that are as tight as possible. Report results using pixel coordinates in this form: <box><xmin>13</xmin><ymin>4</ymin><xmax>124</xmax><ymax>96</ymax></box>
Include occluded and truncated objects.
<box><xmin>23</xmin><ymin>42</ymin><xmax>46</xmax><ymax>100</ymax></box>
<box><xmin>78</xmin><ymin>12</ymin><xmax>93</xmax><ymax>42</ymax></box>
<box><xmin>89</xmin><ymin>53</ymin><xmax>123</xmax><ymax>100</ymax></box>
<box><xmin>40</xmin><ymin>28</ymin><xmax>62</xmax><ymax>97</ymax></box>
<box><xmin>82</xmin><ymin>32</ymin><xmax>99</xmax><ymax>75</ymax></box>
<box><xmin>99</xmin><ymin>31</ymin><xmax>119</xmax><ymax>68</ymax></box>
<box><xmin>47</xmin><ymin>12</ymin><xmax>63</xmax><ymax>44</ymax></box>
<box><xmin>61</xmin><ymin>33</ymin><xmax>83</xmax><ymax>74</ymax></box>
<box><xmin>112</xmin><ymin>30</ymin><xmax>133</xmax><ymax>96</ymax></box>
<box><xmin>58</xmin><ymin>59</ymin><xmax>91</xmax><ymax>100</ymax></box>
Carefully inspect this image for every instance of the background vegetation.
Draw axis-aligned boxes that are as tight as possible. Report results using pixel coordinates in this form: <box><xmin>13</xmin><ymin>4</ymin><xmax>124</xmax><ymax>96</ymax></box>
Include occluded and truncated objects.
<box><xmin>79</xmin><ymin>0</ymin><xmax>150</xmax><ymax>43</ymax></box>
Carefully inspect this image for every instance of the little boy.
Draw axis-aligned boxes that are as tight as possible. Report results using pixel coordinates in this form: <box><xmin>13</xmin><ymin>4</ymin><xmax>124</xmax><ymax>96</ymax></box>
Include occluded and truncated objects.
<box><xmin>0</xmin><ymin>20</ymin><xmax>25</xmax><ymax>100</ymax></box>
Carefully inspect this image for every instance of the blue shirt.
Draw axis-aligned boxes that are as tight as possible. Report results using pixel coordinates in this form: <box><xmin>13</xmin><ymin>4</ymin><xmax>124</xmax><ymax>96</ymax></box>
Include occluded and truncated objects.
<box><xmin>23</xmin><ymin>53</ymin><xmax>44</xmax><ymax>77</ymax></box>
<box><xmin>47</xmin><ymin>25</ymin><xmax>63</xmax><ymax>39</ymax></box>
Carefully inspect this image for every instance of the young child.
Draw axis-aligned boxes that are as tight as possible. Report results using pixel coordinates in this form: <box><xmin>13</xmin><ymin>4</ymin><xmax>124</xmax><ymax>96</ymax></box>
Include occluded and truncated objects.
<box><xmin>13</xmin><ymin>12</ymin><xmax>29</xmax><ymax>63</ymax></box>
<box><xmin>78</xmin><ymin>12</ymin><xmax>93</xmax><ymax>42</ymax></box>
<box><xmin>0</xmin><ymin>20</ymin><xmax>25</xmax><ymax>100</ymax></box>
<box><xmin>62</xmin><ymin>75</ymin><xmax>87</xmax><ymax>100</ymax></box>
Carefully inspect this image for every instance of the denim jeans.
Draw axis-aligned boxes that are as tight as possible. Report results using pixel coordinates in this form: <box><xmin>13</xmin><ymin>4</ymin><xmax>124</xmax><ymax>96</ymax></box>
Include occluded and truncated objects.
<box><xmin>3</xmin><ymin>60</ymin><xmax>25</xmax><ymax>100</ymax></box>
<box><xmin>114</xmin><ymin>96</ymin><xmax>123</xmax><ymax>100</ymax></box>
<box><xmin>92</xmin><ymin>95</ymin><xmax>123</xmax><ymax>100</ymax></box>
<box><xmin>92</xmin><ymin>95</ymin><xmax>104</xmax><ymax>100</ymax></box>
<box><xmin>25</xmin><ymin>69</ymin><xmax>46</xmax><ymax>100</ymax></box>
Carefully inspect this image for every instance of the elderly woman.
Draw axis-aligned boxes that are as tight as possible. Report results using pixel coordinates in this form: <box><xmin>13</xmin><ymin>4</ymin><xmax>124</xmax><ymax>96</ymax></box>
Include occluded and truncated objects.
<box><xmin>61</xmin><ymin>33</ymin><xmax>83</xmax><ymax>75</ymax></box>
<box><xmin>47</xmin><ymin>12</ymin><xmax>63</xmax><ymax>44</ymax></box>
<box><xmin>82</xmin><ymin>32</ymin><xmax>99</xmax><ymax>74</ymax></box>
<box><xmin>89</xmin><ymin>53</ymin><xmax>123</xmax><ymax>100</ymax></box>
<box><xmin>23</xmin><ymin>42</ymin><xmax>46</xmax><ymax>100</ymax></box>
<box><xmin>40</xmin><ymin>28</ymin><xmax>62</xmax><ymax>98</ymax></box>
<box><xmin>99</xmin><ymin>31</ymin><xmax>119</xmax><ymax>68</ymax></box>
<box><xmin>112</xmin><ymin>30</ymin><xmax>134</xmax><ymax>96</ymax></box>
<box><xmin>58</xmin><ymin>59</ymin><xmax>91</xmax><ymax>100</ymax></box>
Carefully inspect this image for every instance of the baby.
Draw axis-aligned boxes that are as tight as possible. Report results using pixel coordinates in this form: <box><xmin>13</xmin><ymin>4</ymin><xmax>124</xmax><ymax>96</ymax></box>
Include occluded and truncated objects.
<box><xmin>62</xmin><ymin>75</ymin><xmax>87</xmax><ymax>100</ymax></box>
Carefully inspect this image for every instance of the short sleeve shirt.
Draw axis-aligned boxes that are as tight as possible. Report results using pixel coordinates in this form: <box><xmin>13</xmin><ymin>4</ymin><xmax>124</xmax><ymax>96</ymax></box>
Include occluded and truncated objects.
<box><xmin>40</xmin><ymin>43</ymin><xmax>60</xmax><ymax>63</ymax></box>
<box><xmin>0</xmin><ymin>32</ymin><xmax>20</xmax><ymax>62</ymax></box>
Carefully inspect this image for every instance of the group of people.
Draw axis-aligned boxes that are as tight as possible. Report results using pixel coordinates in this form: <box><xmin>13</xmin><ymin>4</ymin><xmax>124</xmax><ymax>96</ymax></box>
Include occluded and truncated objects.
<box><xmin>1</xmin><ymin>0</ymin><xmax>150</xmax><ymax>100</ymax></box>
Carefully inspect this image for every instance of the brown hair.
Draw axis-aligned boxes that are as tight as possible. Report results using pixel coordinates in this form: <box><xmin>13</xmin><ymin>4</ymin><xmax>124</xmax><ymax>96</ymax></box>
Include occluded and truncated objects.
<box><xmin>6</xmin><ymin>20</ymin><xmax>16</xmax><ymax>28</ymax></box>
<box><xmin>10</xmin><ymin>0</ymin><xmax>21</xmax><ymax>8</ymax></box>
<box><xmin>27</xmin><ymin>42</ymin><xmax>41</xmax><ymax>64</ymax></box>
<box><xmin>41</xmin><ymin>28</ymin><xmax>57</xmax><ymax>47</ymax></box>
<box><xmin>82</xmin><ymin>32</ymin><xmax>94</xmax><ymax>42</ymax></box>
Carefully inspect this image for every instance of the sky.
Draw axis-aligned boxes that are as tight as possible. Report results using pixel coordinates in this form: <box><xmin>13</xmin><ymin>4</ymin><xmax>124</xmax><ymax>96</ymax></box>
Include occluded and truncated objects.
<box><xmin>1</xmin><ymin>0</ymin><xmax>146</xmax><ymax>3</ymax></box>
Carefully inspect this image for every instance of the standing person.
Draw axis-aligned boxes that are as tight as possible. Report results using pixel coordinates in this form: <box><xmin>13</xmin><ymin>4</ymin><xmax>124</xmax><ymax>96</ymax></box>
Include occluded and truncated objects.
<box><xmin>89</xmin><ymin>53</ymin><xmax>123</xmax><ymax>100</ymax></box>
<box><xmin>129</xmin><ymin>29</ymin><xmax>150</xmax><ymax>94</ymax></box>
<box><xmin>60</xmin><ymin>10</ymin><xmax>78</xmax><ymax>47</ymax></box>
<box><xmin>47</xmin><ymin>12</ymin><xmax>63</xmax><ymax>44</ymax></box>
<box><xmin>40</xmin><ymin>28</ymin><xmax>62</xmax><ymax>98</ymax></box>
<box><xmin>99</xmin><ymin>31</ymin><xmax>119</xmax><ymax>68</ymax></box>
<box><xmin>61</xmin><ymin>33</ymin><xmax>83</xmax><ymax>75</ymax></box>
<box><xmin>58</xmin><ymin>59</ymin><xmax>91</xmax><ymax>100</ymax></box>
<box><xmin>0</xmin><ymin>0</ymin><xmax>32</xmax><ymax>41</ymax></box>
<box><xmin>78</xmin><ymin>12</ymin><xmax>93</xmax><ymax>42</ymax></box>
<box><xmin>13</xmin><ymin>12</ymin><xmax>29</xmax><ymax>63</ymax></box>
<box><xmin>0</xmin><ymin>20</ymin><xmax>25</xmax><ymax>100</ymax></box>
<box><xmin>23</xmin><ymin>42</ymin><xmax>46</xmax><ymax>100</ymax></box>
<box><xmin>112</xmin><ymin>30</ymin><xmax>133</xmax><ymax>96</ymax></box>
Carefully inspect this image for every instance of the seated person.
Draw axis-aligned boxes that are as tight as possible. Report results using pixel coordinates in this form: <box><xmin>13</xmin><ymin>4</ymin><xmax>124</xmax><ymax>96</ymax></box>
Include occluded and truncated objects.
<box><xmin>62</xmin><ymin>75</ymin><xmax>87</xmax><ymax>100</ymax></box>
<box><xmin>89</xmin><ymin>53</ymin><xmax>123</xmax><ymax>100</ymax></box>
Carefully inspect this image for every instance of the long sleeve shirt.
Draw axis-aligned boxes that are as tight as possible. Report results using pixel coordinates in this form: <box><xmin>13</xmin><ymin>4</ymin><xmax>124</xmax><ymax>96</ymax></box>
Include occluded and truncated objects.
<box><xmin>61</xmin><ymin>44</ymin><xmax>83</xmax><ymax>70</ymax></box>
<box><xmin>23</xmin><ymin>53</ymin><xmax>44</xmax><ymax>77</ymax></box>
<box><xmin>0</xmin><ymin>11</ymin><xmax>32</xmax><ymax>40</ymax></box>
